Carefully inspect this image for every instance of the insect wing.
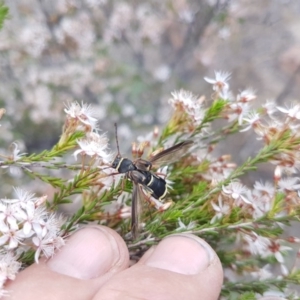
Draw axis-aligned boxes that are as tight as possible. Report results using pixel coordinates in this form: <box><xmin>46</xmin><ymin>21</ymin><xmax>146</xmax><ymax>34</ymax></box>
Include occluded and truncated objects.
<box><xmin>149</xmin><ymin>140</ymin><xmax>193</xmax><ymax>168</ymax></box>
<box><xmin>131</xmin><ymin>182</ymin><xmax>144</xmax><ymax>239</ymax></box>
<box><xmin>134</xmin><ymin>158</ymin><xmax>152</xmax><ymax>171</ymax></box>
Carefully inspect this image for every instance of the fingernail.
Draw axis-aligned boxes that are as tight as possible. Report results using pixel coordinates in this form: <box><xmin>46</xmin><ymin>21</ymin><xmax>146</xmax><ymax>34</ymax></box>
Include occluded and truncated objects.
<box><xmin>47</xmin><ymin>227</ymin><xmax>120</xmax><ymax>279</ymax></box>
<box><xmin>144</xmin><ymin>234</ymin><xmax>214</xmax><ymax>275</ymax></box>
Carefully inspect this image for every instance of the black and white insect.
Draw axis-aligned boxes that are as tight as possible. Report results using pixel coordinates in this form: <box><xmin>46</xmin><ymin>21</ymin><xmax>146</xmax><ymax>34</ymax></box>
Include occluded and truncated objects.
<box><xmin>111</xmin><ymin>124</ymin><xmax>193</xmax><ymax>238</ymax></box>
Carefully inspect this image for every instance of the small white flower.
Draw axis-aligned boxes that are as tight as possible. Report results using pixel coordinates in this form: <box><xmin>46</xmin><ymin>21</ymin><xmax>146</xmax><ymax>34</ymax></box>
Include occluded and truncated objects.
<box><xmin>210</xmin><ymin>196</ymin><xmax>230</xmax><ymax>223</ymax></box>
<box><xmin>237</xmin><ymin>88</ymin><xmax>256</xmax><ymax>103</ymax></box>
<box><xmin>169</xmin><ymin>89</ymin><xmax>198</xmax><ymax>109</ymax></box>
<box><xmin>176</xmin><ymin>218</ymin><xmax>196</xmax><ymax>231</ymax></box>
<box><xmin>272</xmin><ymin>243</ymin><xmax>292</xmax><ymax>264</ymax></box>
<box><xmin>222</xmin><ymin>182</ymin><xmax>251</xmax><ymax>205</ymax></box>
<box><xmin>278</xmin><ymin>177</ymin><xmax>300</xmax><ymax>192</ymax></box>
<box><xmin>0</xmin><ymin>251</ymin><xmax>21</xmax><ymax>281</ymax></box>
<box><xmin>243</xmin><ymin>232</ymin><xmax>271</xmax><ymax>256</ymax></box>
<box><xmin>219</xmin><ymin>88</ymin><xmax>234</xmax><ymax>101</ymax></box>
<box><xmin>277</xmin><ymin>103</ymin><xmax>300</xmax><ymax>119</ymax></box>
<box><xmin>0</xmin><ymin>144</ymin><xmax>27</xmax><ymax>174</ymax></box>
<box><xmin>250</xmin><ymin>264</ymin><xmax>273</xmax><ymax>279</ymax></box>
<box><xmin>73</xmin><ymin>132</ymin><xmax>112</xmax><ymax>163</ymax></box>
<box><xmin>169</xmin><ymin>89</ymin><xmax>205</xmax><ymax>126</ymax></box>
<box><xmin>0</xmin><ymin>202</ymin><xmax>19</xmax><ymax>229</ymax></box>
<box><xmin>0</xmin><ymin>221</ymin><xmax>26</xmax><ymax>249</ymax></box>
<box><xmin>12</xmin><ymin>187</ymin><xmax>36</xmax><ymax>205</ymax></box>
<box><xmin>204</xmin><ymin>71</ymin><xmax>231</xmax><ymax>93</ymax></box>
<box><xmin>64</xmin><ymin>102</ymin><xmax>98</xmax><ymax>129</ymax></box>
<box><xmin>251</xmin><ymin>195</ymin><xmax>272</xmax><ymax>218</ymax></box>
<box><xmin>10</xmin><ymin>143</ymin><xmax>26</xmax><ymax>161</ymax></box>
<box><xmin>16</xmin><ymin>200</ymin><xmax>36</xmax><ymax>236</ymax></box>
<box><xmin>15</xmin><ymin>203</ymin><xmax>48</xmax><ymax>237</ymax></box>
<box><xmin>240</xmin><ymin>111</ymin><xmax>260</xmax><ymax>132</ymax></box>
<box><xmin>37</xmin><ymin>212</ymin><xmax>64</xmax><ymax>238</ymax></box>
<box><xmin>227</xmin><ymin>102</ymin><xmax>251</xmax><ymax>125</ymax></box>
<box><xmin>33</xmin><ymin>233</ymin><xmax>65</xmax><ymax>263</ymax></box>
<box><xmin>262</xmin><ymin>99</ymin><xmax>277</xmax><ymax>116</ymax></box>
<box><xmin>253</xmin><ymin>181</ymin><xmax>275</xmax><ymax>198</ymax></box>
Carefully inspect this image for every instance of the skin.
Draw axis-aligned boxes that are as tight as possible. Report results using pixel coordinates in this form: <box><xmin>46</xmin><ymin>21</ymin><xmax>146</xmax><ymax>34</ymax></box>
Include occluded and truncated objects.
<box><xmin>3</xmin><ymin>226</ymin><xmax>283</xmax><ymax>300</ymax></box>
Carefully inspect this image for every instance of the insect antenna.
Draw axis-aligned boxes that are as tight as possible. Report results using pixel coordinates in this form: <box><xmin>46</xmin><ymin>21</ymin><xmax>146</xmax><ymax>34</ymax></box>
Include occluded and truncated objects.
<box><xmin>114</xmin><ymin>123</ymin><xmax>121</xmax><ymax>157</ymax></box>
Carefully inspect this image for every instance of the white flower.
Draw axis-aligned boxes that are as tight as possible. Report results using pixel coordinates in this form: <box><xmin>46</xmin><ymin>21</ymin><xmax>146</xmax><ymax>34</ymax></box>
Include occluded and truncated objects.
<box><xmin>262</xmin><ymin>99</ymin><xmax>277</xmax><ymax>116</ymax></box>
<box><xmin>253</xmin><ymin>181</ymin><xmax>275</xmax><ymax>198</ymax></box>
<box><xmin>12</xmin><ymin>187</ymin><xmax>36</xmax><ymax>205</ymax></box>
<box><xmin>278</xmin><ymin>177</ymin><xmax>300</xmax><ymax>192</ymax></box>
<box><xmin>176</xmin><ymin>218</ymin><xmax>196</xmax><ymax>231</ymax></box>
<box><xmin>0</xmin><ymin>144</ymin><xmax>27</xmax><ymax>174</ymax></box>
<box><xmin>0</xmin><ymin>202</ymin><xmax>18</xmax><ymax>229</ymax></box>
<box><xmin>204</xmin><ymin>71</ymin><xmax>231</xmax><ymax>93</ymax></box>
<box><xmin>169</xmin><ymin>89</ymin><xmax>198</xmax><ymax>109</ymax></box>
<box><xmin>64</xmin><ymin>102</ymin><xmax>98</xmax><ymax>129</ymax></box>
<box><xmin>10</xmin><ymin>143</ymin><xmax>26</xmax><ymax>161</ymax></box>
<box><xmin>236</xmin><ymin>88</ymin><xmax>256</xmax><ymax>103</ymax></box>
<box><xmin>0</xmin><ymin>221</ymin><xmax>26</xmax><ymax>249</ymax></box>
<box><xmin>277</xmin><ymin>103</ymin><xmax>300</xmax><ymax>119</ymax></box>
<box><xmin>243</xmin><ymin>232</ymin><xmax>271</xmax><ymax>256</ymax></box>
<box><xmin>227</xmin><ymin>102</ymin><xmax>251</xmax><ymax>125</ymax></box>
<box><xmin>13</xmin><ymin>200</ymin><xmax>36</xmax><ymax>236</ymax></box>
<box><xmin>35</xmin><ymin>212</ymin><xmax>64</xmax><ymax>239</ymax></box>
<box><xmin>251</xmin><ymin>196</ymin><xmax>272</xmax><ymax>218</ymax></box>
<box><xmin>222</xmin><ymin>182</ymin><xmax>251</xmax><ymax>205</ymax></box>
<box><xmin>210</xmin><ymin>196</ymin><xmax>230</xmax><ymax>223</ymax></box>
<box><xmin>219</xmin><ymin>88</ymin><xmax>234</xmax><ymax>101</ymax></box>
<box><xmin>14</xmin><ymin>204</ymin><xmax>48</xmax><ymax>237</ymax></box>
<box><xmin>73</xmin><ymin>132</ymin><xmax>112</xmax><ymax>163</ymax></box>
<box><xmin>33</xmin><ymin>233</ymin><xmax>65</xmax><ymax>263</ymax></box>
<box><xmin>240</xmin><ymin>111</ymin><xmax>260</xmax><ymax>132</ymax></box>
<box><xmin>169</xmin><ymin>89</ymin><xmax>205</xmax><ymax>125</ymax></box>
<box><xmin>272</xmin><ymin>242</ymin><xmax>292</xmax><ymax>264</ymax></box>
<box><xmin>250</xmin><ymin>264</ymin><xmax>273</xmax><ymax>279</ymax></box>
<box><xmin>0</xmin><ymin>251</ymin><xmax>21</xmax><ymax>281</ymax></box>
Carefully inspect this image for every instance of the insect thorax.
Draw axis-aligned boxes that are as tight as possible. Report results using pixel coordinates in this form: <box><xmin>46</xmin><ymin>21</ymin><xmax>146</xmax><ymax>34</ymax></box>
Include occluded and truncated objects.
<box><xmin>114</xmin><ymin>157</ymin><xmax>136</xmax><ymax>173</ymax></box>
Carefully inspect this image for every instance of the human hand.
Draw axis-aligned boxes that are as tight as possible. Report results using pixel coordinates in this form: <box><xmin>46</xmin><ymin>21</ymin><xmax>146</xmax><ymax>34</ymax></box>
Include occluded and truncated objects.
<box><xmin>4</xmin><ymin>226</ymin><xmax>223</xmax><ymax>300</ymax></box>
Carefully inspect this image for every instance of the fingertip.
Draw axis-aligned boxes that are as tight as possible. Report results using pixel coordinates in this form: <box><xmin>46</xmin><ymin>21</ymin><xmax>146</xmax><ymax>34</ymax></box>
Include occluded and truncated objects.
<box><xmin>47</xmin><ymin>226</ymin><xmax>129</xmax><ymax>279</ymax></box>
<box><xmin>138</xmin><ymin>234</ymin><xmax>223</xmax><ymax>299</ymax></box>
<box><xmin>140</xmin><ymin>234</ymin><xmax>222</xmax><ymax>276</ymax></box>
<box><xmin>96</xmin><ymin>234</ymin><xmax>223</xmax><ymax>300</ymax></box>
<box><xmin>4</xmin><ymin>226</ymin><xmax>130</xmax><ymax>300</ymax></box>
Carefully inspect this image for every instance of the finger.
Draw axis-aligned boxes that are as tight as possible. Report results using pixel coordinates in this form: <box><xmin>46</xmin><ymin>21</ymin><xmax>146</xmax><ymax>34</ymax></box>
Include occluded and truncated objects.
<box><xmin>96</xmin><ymin>234</ymin><xmax>223</xmax><ymax>300</ymax></box>
<box><xmin>5</xmin><ymin>226</ymin><xmax>129</xmax><ymax>300</ymax></box>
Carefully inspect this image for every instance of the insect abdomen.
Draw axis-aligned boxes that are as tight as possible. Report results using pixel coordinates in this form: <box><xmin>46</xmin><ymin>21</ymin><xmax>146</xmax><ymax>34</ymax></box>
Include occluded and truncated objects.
<box><xmin>146</xmin><ymin>173</ymin><xmax>167</xmax><ymax>200</ymax></box>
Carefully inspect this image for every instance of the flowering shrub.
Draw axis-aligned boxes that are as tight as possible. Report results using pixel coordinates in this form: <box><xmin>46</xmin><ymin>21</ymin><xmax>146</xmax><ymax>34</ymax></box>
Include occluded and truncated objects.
<box><xmin>1</xmin><ymin>69</ymin><xmax>300</xmax><ymax>298</ymax></box>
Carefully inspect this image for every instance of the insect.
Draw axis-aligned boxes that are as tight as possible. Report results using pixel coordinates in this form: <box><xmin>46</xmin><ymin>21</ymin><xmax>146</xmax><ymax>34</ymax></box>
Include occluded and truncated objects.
<box><xmin>111</xmin><ymin>124</ymin><xmax>193</xmax><ymax>238</ymax></box>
